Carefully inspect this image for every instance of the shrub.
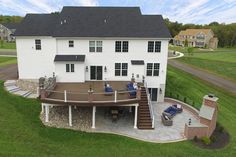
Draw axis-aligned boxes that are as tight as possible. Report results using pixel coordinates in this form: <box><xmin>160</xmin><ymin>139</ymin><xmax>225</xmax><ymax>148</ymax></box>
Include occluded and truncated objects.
<box><xmin>201</xmin><ymin>136</ymin><xmax>211</xmax><ymax>145</ymax></box>
<box><xmin>210</xmin><ymin>135</ymin><xmax>217</xmax><ymax>143</ymax></box>
<box><xmin>216</xmin><ymin>122</ymin><xmax>224</xmax><ymax>133</ymax></box>
<box><xmin>193</xmin><ymin>136</ymin><xmax>198</xmax><ymax>142</ymax></box>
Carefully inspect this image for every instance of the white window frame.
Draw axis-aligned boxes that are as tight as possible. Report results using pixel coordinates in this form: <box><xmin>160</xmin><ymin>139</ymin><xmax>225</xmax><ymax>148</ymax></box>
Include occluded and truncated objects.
<box><xmin>89</xmin><ymin>41</ymin><xmax>103</xmax><ymax>52</ymax></box>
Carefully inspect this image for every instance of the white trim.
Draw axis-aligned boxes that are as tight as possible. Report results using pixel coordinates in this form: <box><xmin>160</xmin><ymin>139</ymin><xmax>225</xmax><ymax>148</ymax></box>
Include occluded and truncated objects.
<box><xmin>69</xmin><ymin>105</ymin><xmax>72</xmax><ymax>126</ymax></box>
<box><xmin>134</xmin><ymin>105</ymin><xmax>138</xmax><ymax>129</ymax></box>
<box><xmin>92</xmin><ymin>106</ymin><xmax>96</xmax><ymax>129</ymax></box>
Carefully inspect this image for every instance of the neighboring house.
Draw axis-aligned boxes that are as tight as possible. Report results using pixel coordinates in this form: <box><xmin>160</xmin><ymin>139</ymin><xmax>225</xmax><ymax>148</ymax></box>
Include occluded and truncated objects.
<box><xmin>0</xmin><ymin>23</ymin><xmax>18</xmax><ymax>42</ymax></box>
<box><xmin>14</xmin><ymin>7</ymin><xmax>171</xmax><ymax>129</ymax></box>
<box><xmin>173</xmin><ymin>29</ymin><xmax>218</xmax><ymax>49</ymax></box>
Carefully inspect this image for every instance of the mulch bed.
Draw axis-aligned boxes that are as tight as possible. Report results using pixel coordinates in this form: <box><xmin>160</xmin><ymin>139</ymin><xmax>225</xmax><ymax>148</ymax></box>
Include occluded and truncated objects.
<box><xmin>192</xmin><ymin>129</ymin><xmax>230</xmax><ymax>149</ymax></box>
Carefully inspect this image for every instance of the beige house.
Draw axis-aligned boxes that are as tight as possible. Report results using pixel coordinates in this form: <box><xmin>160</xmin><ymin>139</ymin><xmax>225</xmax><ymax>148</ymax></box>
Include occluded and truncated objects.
<box><xmin>173</xmin><ymin>29</ymin><xmax>218</xmax><ymax>49</ymax></box>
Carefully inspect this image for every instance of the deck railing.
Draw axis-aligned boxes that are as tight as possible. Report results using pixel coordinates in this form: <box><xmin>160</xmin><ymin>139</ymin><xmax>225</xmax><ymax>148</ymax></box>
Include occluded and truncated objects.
<box><xmin>42</xmin><ymin>89</ymin><xmax>140</xmax><ymax>104</ymax></box>
<box><xmin>144</xmin><ymin>82</ymin><xmax>155</xmax><ymax>128</ymax></box>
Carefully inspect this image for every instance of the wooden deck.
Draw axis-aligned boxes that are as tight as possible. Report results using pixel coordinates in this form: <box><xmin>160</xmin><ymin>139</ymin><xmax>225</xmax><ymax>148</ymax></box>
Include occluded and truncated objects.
<box><xmin>41</xmin><ymin>81</ymin><xmax>140</xmax><ymax>106</ymax></box>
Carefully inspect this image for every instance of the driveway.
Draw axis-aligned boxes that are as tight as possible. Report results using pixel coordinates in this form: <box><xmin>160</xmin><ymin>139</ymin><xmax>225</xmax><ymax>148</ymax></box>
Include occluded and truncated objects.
<box><xmin>168</xmin><ymin>59</ymin><xmax>236</xmax><ymax>94</ymax></box>
<box><xmin>0</xmin><ymin>64</ymin><xmax>18</xmax><ymax>80</ymax></box>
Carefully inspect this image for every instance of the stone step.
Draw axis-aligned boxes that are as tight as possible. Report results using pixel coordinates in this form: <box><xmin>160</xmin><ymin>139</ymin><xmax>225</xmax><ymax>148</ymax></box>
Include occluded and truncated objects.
<box><xmin>4</xmin><ymin>80</ymin><xmax>16</xmax><ymax>86</ymax></box>
<box><xmin>23</xmin><ymin>91</ymin><xmax>32</xmax><ymax>97</ymax></box>
<box><xmin>9</xmin><ymin>87</ymin><xmax>21</xmax><ymax>93</ymax></box>
<box><xmin>13</xmin><ymin>90</ymin><xmax>29</xmax><ymax>96</ymax></box>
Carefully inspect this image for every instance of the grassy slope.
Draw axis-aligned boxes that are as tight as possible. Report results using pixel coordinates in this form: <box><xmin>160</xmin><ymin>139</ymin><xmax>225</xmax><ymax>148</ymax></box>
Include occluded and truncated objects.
<box><xmin>0</xmin><ymin>42</ymin><xmax>16</xmax><ymax>49</ymax></box>
<box><xmin>177</xmin><ymin>52</ymin><xmax>236</xmax><ymax>82</ymax></box>
<box><xmin>170</xmin><ymin>46</ymin><xmax>236</xmax><ymax>82</ymax></box>
<box><xmin>0</xmin><ymin>65</ymin><xmax>236</xmax><ymax>156</ymax></box>
<box><xmin>0</xmin><ymin>57</ymin><xmax>17</xmax><ymax>67</ymax></box>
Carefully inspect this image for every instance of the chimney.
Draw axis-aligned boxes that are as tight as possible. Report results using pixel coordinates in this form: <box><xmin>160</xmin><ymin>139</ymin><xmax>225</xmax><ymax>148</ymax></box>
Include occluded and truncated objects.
<box><xmin>203</xmin><ymin>94</ymin><xmax>218</xmax><ymax>109</ymax></box>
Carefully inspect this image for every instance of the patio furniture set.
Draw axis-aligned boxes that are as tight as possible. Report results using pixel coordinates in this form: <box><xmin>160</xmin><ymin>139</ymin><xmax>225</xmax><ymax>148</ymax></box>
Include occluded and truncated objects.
<box><xmin>161</xmin><ymin>104</ymin><xmax>183</xmax><ymax>126</ymax></box>
<box><xmin>104</xmin><ymin>81</ymin><xmax>138</xmax><ymax>98</ymax></box>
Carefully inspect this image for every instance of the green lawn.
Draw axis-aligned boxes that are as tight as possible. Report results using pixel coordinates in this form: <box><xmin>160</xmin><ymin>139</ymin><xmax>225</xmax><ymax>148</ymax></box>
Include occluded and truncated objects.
<box><xmin>177</xmin><ymin>51</ymin><xmax>236</xmax><ymax>82</ymax></box>
<box><xmin>0</xmin><ymin>57</ymin><xmax>17</xmax><ymax>67</ymax></box>
<box><xmin>0</xmin><ymin>42</ymin><xmax>16</xmax><ymax>49</ymax></box>
<box><xmin>0</xmin><ymin>65</ymin><xmax>236</xmax><ymax>156</ymax></box>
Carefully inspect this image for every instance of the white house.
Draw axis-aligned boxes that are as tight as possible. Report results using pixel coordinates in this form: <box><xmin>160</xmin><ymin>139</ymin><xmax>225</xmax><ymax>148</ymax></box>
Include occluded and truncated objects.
<box><xmin>15</xmin><ymin>7</ymin><xmax>171</xmax><ymax>129</ymax></box>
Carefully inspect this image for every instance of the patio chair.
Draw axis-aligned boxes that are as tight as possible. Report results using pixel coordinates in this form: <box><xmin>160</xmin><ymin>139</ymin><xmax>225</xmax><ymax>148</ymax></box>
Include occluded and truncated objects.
<box><xmin>172</xmin><ymin>104</ymin><xmax>183</xmax><ymax>113</ymax></box>
<box><xmin>163</xmin><ymin>106</ymin><xmax>178</xmax><ymax>119</ymax></box>
<box><xmin>104</xmin><ymin>84</ymin><xmax>113</xmax><ymax>96</ymax></box>
<box><xmin>161</xmin><ymin>113</ymin><xmax>173</xmax><ymax>126</ymax></box>
<box><xmin>127</xmin><ymin>82</ymin><xmax>136</xmax><ymax>98</ymax></box>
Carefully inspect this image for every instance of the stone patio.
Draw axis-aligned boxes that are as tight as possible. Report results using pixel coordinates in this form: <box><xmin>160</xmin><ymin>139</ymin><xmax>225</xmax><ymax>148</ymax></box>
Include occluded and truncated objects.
<box><xmin>40</xmin><ymin>101</ymin><xmax>198</xmax><ymax>143</ymax></box>
<box><xmin>89</xmin><ymin>102</ymin><xmax>198</xmax><ymax>143</ymax></box>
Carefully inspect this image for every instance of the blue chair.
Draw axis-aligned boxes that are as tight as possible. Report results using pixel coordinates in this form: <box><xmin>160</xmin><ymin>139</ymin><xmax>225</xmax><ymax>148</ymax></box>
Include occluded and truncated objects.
<box><xmin>127</xmin><ymin>83</ymin><xmax>136</xmax><ymax>97</ymax></box>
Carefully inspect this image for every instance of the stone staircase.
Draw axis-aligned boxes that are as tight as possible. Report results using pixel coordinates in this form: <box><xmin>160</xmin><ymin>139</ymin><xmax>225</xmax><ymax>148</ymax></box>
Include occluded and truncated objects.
<box><xmin>138</xmin><ymin>87</ymin><xmax>153</xmax><ymax>129</ymax></box>
<box><xmin>4</xmin><ymin>80</ymin><xmax>38</xmax><ymax>98</ymax></box>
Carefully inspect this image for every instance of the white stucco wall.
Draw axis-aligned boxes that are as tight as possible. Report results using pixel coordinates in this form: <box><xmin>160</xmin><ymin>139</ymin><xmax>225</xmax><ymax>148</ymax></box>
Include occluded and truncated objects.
<box><xmin>55</xmin><ymin>62</ymin><xmax>85</xmax><ymax>82</ymax></box>
<box><xmin>16</xmin><ymin>37</ymin><xmax>56</xmax><ymax>80</ymax></box>
<box><xmin>16</xmin><ymin>37</ymin><xmax>169</xmax><ymax>102</ymax></box>
<box><xmin>56</xmin><ymin>38</ymin><xmax>168</xmax><ymax>87</ymax></box>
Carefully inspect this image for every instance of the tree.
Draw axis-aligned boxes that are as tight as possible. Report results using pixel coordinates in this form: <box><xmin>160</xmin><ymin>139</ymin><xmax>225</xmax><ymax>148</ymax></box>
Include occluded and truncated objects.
<box><xmin>187</xmin><ymin>47</ymin><xmax>194</xmax><ymax>56</ymax></box>
<box><xmin>184</xmin><ymin>39</ymin><xmax>188</xmax><ymax>47</ymax></box>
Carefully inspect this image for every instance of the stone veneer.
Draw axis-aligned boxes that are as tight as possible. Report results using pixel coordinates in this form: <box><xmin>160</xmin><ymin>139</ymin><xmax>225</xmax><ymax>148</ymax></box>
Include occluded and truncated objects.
<box><xmin>40</xmin><ymin>106</ymin><xmax>92</xmax><ymax>131</ymax></box>
<box><xmin>16</xmin><ymin>79</ymin><xmax>39</xmax><ymax>94</ymax></box>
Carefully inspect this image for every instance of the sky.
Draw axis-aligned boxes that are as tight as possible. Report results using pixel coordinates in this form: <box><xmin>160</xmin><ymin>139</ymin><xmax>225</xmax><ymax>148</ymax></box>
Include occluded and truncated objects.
<box><xmin>0</xmin><ymin>0</ymin><xmax>236</xmax><ymax>24</ymax></box>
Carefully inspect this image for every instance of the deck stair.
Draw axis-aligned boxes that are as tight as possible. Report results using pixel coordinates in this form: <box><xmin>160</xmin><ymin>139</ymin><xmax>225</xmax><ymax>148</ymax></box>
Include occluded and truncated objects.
<box><xmin>138</xmin><ymin>87</ymin><xmax>153</xmax><ymax>129</ymax></box>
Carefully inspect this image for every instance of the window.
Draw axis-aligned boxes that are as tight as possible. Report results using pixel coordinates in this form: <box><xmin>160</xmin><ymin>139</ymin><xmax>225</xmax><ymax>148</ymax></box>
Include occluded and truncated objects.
<box><xmin>146</xmin><ymin>63</ymin><xmax>160</xmax><ymax>76</ymax></box>
<box><xmin>148</xmin><ymin>41</ymin><xmax>161</xmax><ymax>52</ymax></box>
<box><xmin>69</xmin><ymin>40</ymin><xmax>74</xmax><ymax>47</ymax></box>
<box><xmin>115</xmin><ymin>41</ymin><xmax>122</xmax><ymax>52</ymax></box>
<box><xmin>35</xmin><ymin>39</ymin><xmax>41</xmax><ymax>50</ymax></box>
<box><xmin>89</xmin><ymin>41</ymin><xmax>102</xmax><ymax>52</ymax></box>
<box><xmin>155</xmin><ymin>41</ymin><xmax>161</xmax><ymax>52</ymax></box>
<box><xmin>66</xmin><ymin>64</ymin><xmax>75</xmax><ymax>73</ymax></box>
<box><xmin>148</xmin><ymin>41</ymin><xmax>154</xmax><ymax>52</ymax></box>
<box><xmin>115</xmin><ymin>63</ymin><xmax>128</xmax><ymax>76</ymax></box>
<box><xmin>96</xmin><ymin>41</ymin><xmax>103</xmax><ymax>52</ymax></box>
<box><xmin>115</xmin><ymin>41</ymin><xmax>129</xmax><ymax>52</ymax></box>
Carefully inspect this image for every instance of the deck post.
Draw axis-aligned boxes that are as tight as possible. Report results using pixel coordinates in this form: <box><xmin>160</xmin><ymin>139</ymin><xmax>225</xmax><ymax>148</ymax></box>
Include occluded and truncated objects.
<box><xmin>45</xmin><ymin>104</ymin><xmax>49</xmax><ymax>123</ymax></box>
<box><xmin>41</xmin><ymin>103</ymin><xmax>45</xmax><ymax>113</ymax></box>
<box><xmin>134</xmin><ymin>105</ymin><xmax>138</xmax><ymax>129</ymax></box>
<box><xmin>64</xmin><ymin>90</ymin><xmax>67</xmax><ymax>102</ymax></box>
<box><xmin>92</xmin><ymin>106</ymin><xmax>96</xmax><ymax>129</ymax></box>
<box><xmin>114</xmin><ymin>90</ymin><xmax>117</xmax><ymax>102</ymax></box>
<box><xmin>69</xmin><ymin>105</ymin><xmax>72</xmax><ymax>127</ymax></box>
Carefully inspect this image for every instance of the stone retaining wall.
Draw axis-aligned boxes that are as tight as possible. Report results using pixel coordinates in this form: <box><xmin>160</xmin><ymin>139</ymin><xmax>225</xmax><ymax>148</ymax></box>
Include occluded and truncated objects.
<box><xmin>164</xmin><ymin>97</ymin><xmax>199</xmax><ymax>117</ymax></box>
<box><xmin>16</xmin><ymin>79</ymin><xmax>39</xmax><ymax>94</ymax></box>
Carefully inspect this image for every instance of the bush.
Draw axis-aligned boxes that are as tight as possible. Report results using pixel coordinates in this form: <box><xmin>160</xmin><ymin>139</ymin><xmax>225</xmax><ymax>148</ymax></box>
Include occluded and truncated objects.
<box><xmin>201</xmin><ymin>136</ymin><xmax>211</xmax><ymax>145</ymax></box>
<box><xmin>210</xmin><ymin>135</ymin><xmax>217</xmax><ymax>143</ymax></box>
<box><xmin>193</xmin><ymin>136</ymin><xmax>198</xmax><ymax>142</ymax></box>
<box><xmin>216</xmin><ymin>122</ymin><xmax>224</xmax><ymax>133</ymax></box>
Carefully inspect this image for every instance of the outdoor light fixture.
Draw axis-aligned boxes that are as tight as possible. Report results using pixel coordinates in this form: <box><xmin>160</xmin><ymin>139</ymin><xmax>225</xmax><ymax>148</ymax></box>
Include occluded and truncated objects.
<box><xmin>86</xmin><ymin>66</ymin><xmax>88</xmax><ymax>72</ymax></box>
<box><xmin>159</xmin><ymin>88</ymin><xmax>162</xmax><ymax>94</ymax></box>
<box><xmin>104</xmin><ymin>66</ymin><xmax>107</xmax><ymax>72</ymax></box>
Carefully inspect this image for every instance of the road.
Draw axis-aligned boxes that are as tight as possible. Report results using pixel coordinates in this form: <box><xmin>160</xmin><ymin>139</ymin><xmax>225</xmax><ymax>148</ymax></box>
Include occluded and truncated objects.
<box><xmin>168</xmin><ymin>59</ymin><xmax>236</xmax><ymax>94</ymax></box>
<box><xmin>0</xmin><ymin>64</ymin><xmax>18</xmax><ymax>80</ymax></box>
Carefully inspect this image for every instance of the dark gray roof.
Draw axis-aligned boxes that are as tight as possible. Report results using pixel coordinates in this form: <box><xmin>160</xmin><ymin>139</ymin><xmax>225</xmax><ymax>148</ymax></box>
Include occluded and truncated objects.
<box><xmin>54</xmin><ymin>55</ymin><xmax>85</xmax><ymax>62</ymax></box>
<box><xmin>131</xmin><ymin>60</ymin><xmax>144</xmax><ymax>65</ymax></box>
<box><xmin>14</xmin><ymin>14</ymin><xmax>59</xmax><ymax>36</ymax></box>
<box><xmin>15</xmin><ymin>7</ymin><xmax>171</xmax><ymax>38</ymax></box>
<box><xmin>1</xmin><ymin>23</ymin><xmax>19</xmax><ymax>30</ymax></box>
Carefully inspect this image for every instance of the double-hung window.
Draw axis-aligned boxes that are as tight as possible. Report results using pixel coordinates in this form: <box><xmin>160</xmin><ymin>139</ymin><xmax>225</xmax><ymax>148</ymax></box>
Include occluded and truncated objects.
<box><xmin>115</xmin><ymin>63</ymin><xmax>128</xmax><ymax>76</ymax></box>
<box><xmin>89</xmin><ymin>41</ymin><xmax>103</xmax><ymax>52</ymax></box>
<box><xmin>146</xmin><ymin>63</ymin><xmax>160</xmax><ymax>76</ymax></box>
<box><xmin>35</xmin><ymin>39</ymin><xmax>41</xmax><ymax>50</ymax></box>
<box><xmin>66</xmin><ymin>64</ymin><xmax>75</xmax><ymax>72</ymax></box>
<box><xmin>115</xmin><ymin>41</ymin><xmax>129</xmax><ymax>52</ymax></box>
<box><xmin>148</xmin><ymin>41</ymin><xmax>161</xmax><ymax>52</ymax></box>
<box><xmin>69</xmin><ymin>40</ymin><xmax>74</xmax><ymax>47</ymax></box>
